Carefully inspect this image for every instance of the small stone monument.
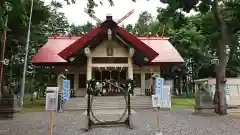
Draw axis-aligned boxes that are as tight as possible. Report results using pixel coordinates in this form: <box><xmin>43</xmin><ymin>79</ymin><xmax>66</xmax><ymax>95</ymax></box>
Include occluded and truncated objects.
<box><xmin>194</xmin><ymin>83</ymin><xmax>214</xmax><ymax>114</ymax></box>
<box><xmin>0</xmin><ymin>86</ymin><xmax>17</xmax><ymax>118</ymax></box>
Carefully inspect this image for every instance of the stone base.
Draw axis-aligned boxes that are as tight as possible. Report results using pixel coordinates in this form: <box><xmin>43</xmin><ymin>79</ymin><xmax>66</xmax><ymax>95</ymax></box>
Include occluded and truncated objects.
<box><xmin>0</xmin><ymin>111</ymin><xmax>15</xmax><ymax>119</ymax></box>
<box><xmin>129</xmin><ymin>114</ymin><xmax>134</xmax><ymax>129</ymax></box>
<box><xmin>81</xmin><ymin>115</ymin><xmax>90</xmax><ymax>131</ymax></box>
<box><xmin>194</xmin><ymin>106</ymin><xmax>215</xmax><ymax>115</ymax></box>
<box><xmin>0</xmin><ymin>97</ymin><xmax>17</xmax><ymax>119</ymax></box>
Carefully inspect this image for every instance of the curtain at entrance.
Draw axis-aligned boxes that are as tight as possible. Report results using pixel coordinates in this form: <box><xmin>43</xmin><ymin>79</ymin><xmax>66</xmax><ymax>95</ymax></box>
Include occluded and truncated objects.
<box><xmin>102</xmin><ymin>71</ymin><xmax>110</xmax><ymax>80</ymax></box>
<box><xmin>119</xmin><ymin>71</ymin><xmax>126</xmax><ymax>81</ymax></box>
<box><xmin>66</xmin><ymin>74</ymin><xmax>74</xmax><ymax>89</ymax></box>
<box><xmin>111</xmin><ymin>71</ymin><xmax>118</xmax><ymax>80</ymax></box>
<box><xmin>94</xmin><ymin>71</ymin><xmax>101</xmax><ymax>81</ymax></box>
<box><xmin>93</xmin><ymin>70</ymin><xmax>127</xmax><ymax>96</ymax></box>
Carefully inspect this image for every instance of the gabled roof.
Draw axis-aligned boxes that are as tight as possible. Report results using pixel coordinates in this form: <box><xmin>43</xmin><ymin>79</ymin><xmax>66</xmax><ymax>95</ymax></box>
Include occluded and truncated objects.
<box><xmin>117</xmin><ymin>27</ymin><xmax>158</xmax><ymax>61</ymax></box>
<box><xmin>31</xmin><ymin>36</ymin><xmax>184</xmax><ymax>64</ymax></box>
<box><xmin>140</xmin><ymin>37</ymin><xmax>184</xmax><ymax>63</ymax></box>
<box><xmin>57</xmin><ymin>19</ymin><xmax>159</xmax><ymax>62</ymax></box>
<box><xmin>58</xmin><ymin>28</ymin><xmax>101</xmax><ymax>59</ymax></box>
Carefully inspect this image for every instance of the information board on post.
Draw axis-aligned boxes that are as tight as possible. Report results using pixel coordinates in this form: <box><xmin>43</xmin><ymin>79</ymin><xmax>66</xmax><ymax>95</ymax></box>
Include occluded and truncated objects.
<box><xmin>162</xmin><ymin>85</ymin><xmax>171</xmax><ymax>108</ymax></box>
<box><xmin>45</xmin><ymin>87</ymin><xmax>58</xmax><ymax>111</ymax></box>
<box><xmin>152</xmin><ymin>77</ymin><xmax>164</xmax><ymax>108</ymax></box>
<box><xmin>152</xmin><ymin>77</ymin><xmax>171</xmax><ymax>109</ymax></box>
<box><xmin>63</xmin><ymin>79</ymin><xmax>70</xmax><ymax>103</ymax></box>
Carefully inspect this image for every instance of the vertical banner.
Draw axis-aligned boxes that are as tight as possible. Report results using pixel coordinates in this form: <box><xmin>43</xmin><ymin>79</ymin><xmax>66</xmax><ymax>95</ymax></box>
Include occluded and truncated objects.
<box><xmin>63</xmin><ymin>79</ymin><xmax>70</xmax><ymax>102</ymax></box>
<box><xmin>155</xmin><ymin>77</ymin><xmax>164</xmax><ymax>107</ymax></box>
<box><xmin>155</xmin><ymin>77</ymin><xmax>164</xmax><ymax>95</ymax></box>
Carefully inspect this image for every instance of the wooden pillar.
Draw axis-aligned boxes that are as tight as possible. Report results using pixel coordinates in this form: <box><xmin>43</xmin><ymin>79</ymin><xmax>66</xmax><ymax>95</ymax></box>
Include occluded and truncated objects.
<box><xmin>85</xmin><ymin>48</ymin><xmax>91</xmax><ymax>97</ymax></box>
<box><xmin>86</xmin><ymin>57</ymin><xmax>92</xmax><ymax>81</ymax></box>
<box><xmin>141</xmin><ymin>72</ymin><xmax>145</xmax><ymax>96</ymax></box>
<box><xmin>74</xmin><ymin>73</ymin><xmax>78</xmax><ymax>96</ymax></box>
<box><xmin>128</xmin><ymin>48</ymin><xmax>134</xmax><ymax>80</ymax></box>
<box><xmin>128</xmin><ymin>57</ymin><xmax>133</xmax><ymax>79</ymax></box>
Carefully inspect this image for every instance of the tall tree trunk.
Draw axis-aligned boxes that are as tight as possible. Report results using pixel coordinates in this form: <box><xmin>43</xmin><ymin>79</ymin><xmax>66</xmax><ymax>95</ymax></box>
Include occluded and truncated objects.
<box><xmin>8</xmin><ymin>48</ymin><xmax>13</xmax><ymax>94</ymax></box>
<box><xmin>177</xmin><ymin>73</ymin><xmax>181</xmax><ymax>96</ymax></box>
<box><xmin>0</xmin><ymin>15</ymin><xmax>8</xmax><ymax>100</ymax></box>
<box><xmin>173</xmin><ymin>78</ymin><xmax>177</xmax><ymax>95</ymax></box>
<box><xmin>212</xmin><ymin>0</ymin><xmax>228</xmax><ymax>115</ymax></box>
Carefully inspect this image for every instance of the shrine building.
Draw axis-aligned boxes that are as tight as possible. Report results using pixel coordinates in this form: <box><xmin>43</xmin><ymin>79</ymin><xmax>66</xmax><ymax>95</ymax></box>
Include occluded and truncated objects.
<box><xmin>31</xmin><ymin>15</ymin><xmax>184</xmax><ymax>97</ymax></box>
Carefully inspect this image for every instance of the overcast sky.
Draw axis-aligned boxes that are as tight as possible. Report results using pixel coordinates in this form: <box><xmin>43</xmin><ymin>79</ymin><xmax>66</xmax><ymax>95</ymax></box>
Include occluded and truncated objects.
<box><xmin>44</xmin><ymin>0</ymin><xmax>168</xmax><ymax>25</ymax></box>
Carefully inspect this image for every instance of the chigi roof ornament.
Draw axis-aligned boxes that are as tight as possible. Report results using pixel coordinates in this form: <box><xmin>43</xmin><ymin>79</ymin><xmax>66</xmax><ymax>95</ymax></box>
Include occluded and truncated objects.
<box><xmin>84</xmin><ymin>8</ymin><xmax>135</xmax><ymax>25</ymax></box>
<box><xmin>106</xmin><ymin>13</ymin><xmax>113</xmax><ymax>20</ymax></box>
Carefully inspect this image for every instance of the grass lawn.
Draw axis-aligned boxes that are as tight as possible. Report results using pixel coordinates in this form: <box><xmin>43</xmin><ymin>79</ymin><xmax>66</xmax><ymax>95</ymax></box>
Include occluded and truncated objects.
<box><xmin>229</xmin><ymin>112</ymin><xmax>240</xmax><ymax>117</ymax></box>
<box><xmin>171</xmin><ymin>96</ymin><xmax>195</xmax><ymax>111</ymax></box>
<box><xmin>22</xmin><ymin>98</ymin><xmax>45</xmax><ymax>113</ymax></box>
<box><xmin>21</xmin><ymin>96</ymin><xmax>195</xmax><ymax>113</ymax></box>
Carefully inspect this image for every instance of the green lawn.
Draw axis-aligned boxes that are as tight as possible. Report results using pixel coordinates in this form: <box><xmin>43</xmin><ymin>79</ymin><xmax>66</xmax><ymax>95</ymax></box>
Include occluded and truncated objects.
<box><xmin>22</xmin><ymin>98</ymin><xmax>45</xmax><ymax>113</ymax></box>
<box><xmin>21</xmin><ymin>96</ymin><xmax>195</xmax><ymax>113</ymax></box>
<box><xmin>171</xmin><ymin>96</ymin><xmax>195</xmax><ymax>110</ymax></box>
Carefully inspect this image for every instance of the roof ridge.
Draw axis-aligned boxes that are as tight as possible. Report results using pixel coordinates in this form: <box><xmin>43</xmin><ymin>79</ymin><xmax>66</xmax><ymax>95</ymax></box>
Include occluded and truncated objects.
<box><xmin>48</xmin><ymin>36</ymin><xmax>169</xmax><ymax>40</ymax></box>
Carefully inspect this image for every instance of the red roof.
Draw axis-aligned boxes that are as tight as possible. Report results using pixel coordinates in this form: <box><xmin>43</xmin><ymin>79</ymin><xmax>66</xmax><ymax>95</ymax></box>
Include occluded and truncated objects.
<box><xmin>140</xmin><ymin>37</ymin><xmax>184</xmax><ymax>63</ymax></box>
<box><xmin>58</xmin><ymin>28</ymin><xmax>101</xmax><ymax>59</ymax></box>
<box><xmin>117</xmin><ymin>27</ymin><xmax>158</xmax><ymax>61</ymax></box>
<box><xmin>31</xmin><ymin>36</ymin><xmax>184</xmax><ymax>64</ymax></box>
<box><xmin>58</xmin><ymin>20</ymin><xmax>159</xmax><ymax>62</ymax></box>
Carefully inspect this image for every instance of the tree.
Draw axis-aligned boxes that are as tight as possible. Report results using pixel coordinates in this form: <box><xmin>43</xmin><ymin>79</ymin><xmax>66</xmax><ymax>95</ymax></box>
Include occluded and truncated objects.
<box><xmin>69</xmin><ymin>21</ymin><xmax>95</xmax><ymax>36</ymax></box>
<box><xmin>158</xmin><ymin>0</ymin><xmax>240</xmax><ymax>115</ymax></box>
<box><xmin>0</xmin><ymin>0</ymin><xmax>71</xmax><ymax>99</ymax></box>
<box><xmin>0</xmin><ymin>0</ymin><xmax>27</xmax><ymax>96</ymax></box>
<box><xmin>134</xmin><ymin>11</ymin><xmax>153</xmax><ymax>36</ymax></box>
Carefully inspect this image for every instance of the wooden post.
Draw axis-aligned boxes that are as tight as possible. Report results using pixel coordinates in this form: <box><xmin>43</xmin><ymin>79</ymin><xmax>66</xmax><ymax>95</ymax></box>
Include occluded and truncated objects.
<box><xmin>156</xmin><ymin>107</ymin><xmax>162</xmax><ymax>135</ymax></box>
<box><xmin>49</xmin><ymin>111</ymin><xmax>53</xmax><ymax>135</ymax></box>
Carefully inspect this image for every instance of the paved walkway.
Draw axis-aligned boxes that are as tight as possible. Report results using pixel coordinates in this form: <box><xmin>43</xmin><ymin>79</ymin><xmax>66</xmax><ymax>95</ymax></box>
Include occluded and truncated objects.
<box><xmin>1</xmin><ymin>109</ymin><xmax>240</xmax><ymax>135</ymax></box>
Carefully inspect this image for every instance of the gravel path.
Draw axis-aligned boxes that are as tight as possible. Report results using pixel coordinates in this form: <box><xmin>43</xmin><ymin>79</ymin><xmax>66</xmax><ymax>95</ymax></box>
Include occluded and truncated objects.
<box><xmin>1</xmin><ymin>109</ymin><xmax>240</xmax><ymax>135</ymax></box>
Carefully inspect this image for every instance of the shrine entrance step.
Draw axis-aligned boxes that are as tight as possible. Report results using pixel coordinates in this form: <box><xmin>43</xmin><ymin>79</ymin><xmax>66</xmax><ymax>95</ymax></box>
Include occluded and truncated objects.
<box><xmin>64</xmin><ymin>96</ymin><xmax>152</xmax><ymax>111</ymax></box>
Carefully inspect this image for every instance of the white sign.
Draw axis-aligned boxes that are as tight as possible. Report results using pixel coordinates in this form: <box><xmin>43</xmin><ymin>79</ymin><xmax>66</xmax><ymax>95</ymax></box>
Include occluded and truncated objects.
<box><xmin>152</xmin><ymin>95</ymin><xmax>161</xmax><ymax>107</ymax></box>
<box><xmin>162</xmin><ymin>85</ymin><xmax>171</xmax><ymax>108</ymax></box>
<box><xmin>152</xmin><ymin>85</ymin><xmax>171</xmax><ymax>108</ymax></box>
<box><xmin>45</xmin><ymin>87</ymin><xmax>58</xmax><ymax>111</ymax></box>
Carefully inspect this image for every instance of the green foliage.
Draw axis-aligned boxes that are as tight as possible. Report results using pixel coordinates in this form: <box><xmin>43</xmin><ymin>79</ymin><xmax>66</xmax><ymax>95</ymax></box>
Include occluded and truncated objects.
<box><xmin>0</xmin><ymin>0</ymin><xmax>27</xmax><ymax>31</ymax></box>
<box><xmin>2</xmin><ymin>0</ymin><xmax>240</xmax><ymax>97</ymax></box>
<box><xmin>69</xmin><ymin>21</ymin><xmax>95</xmax><ymax>36</ymax></box>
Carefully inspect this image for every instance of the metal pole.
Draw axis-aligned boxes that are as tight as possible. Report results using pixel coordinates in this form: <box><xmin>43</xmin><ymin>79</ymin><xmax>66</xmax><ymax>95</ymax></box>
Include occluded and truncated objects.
<box><xmin>0</xmin><ymin>15</ymin><xmax>8</xmax><ymax>98</ymax></box>
<box><xmin>20</xmin><ymin>0</ymin><xmax>34</xmax><ymax>112</ymax></box>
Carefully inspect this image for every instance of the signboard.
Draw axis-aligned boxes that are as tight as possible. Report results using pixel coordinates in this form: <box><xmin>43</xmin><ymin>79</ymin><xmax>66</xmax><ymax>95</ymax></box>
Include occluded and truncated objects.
<box><xmin>152</xmin><ymin>95</ymin><xmax>160</xmax><ymax>107</ymax></box>
<box><xmin>162</xmin><ymin>85</ymin><xmax>171</xmax><ymax>108</ymax></box>
<box><xmin>210</xmin><ymin>84</ymin><xmax>231</xmax><ymax>103</ymax></box>
<box><xmin>45</xmin><ymin>87</ymin><xmax>58</xmax><ymax>111</ymax></box>
<box><xmin>152</xmin><ymin>77</ymin><xmax>171</xmax><ymax>109</ymax></box>
<box><xmin>63</xmin><ymin>79</ymin><xmax>70</xmax><ymax>102</ymax></box>
<box><xmin>152</xmin><ymin>77</ymin><xmax>164</xmax><ymax>108</ymax></box>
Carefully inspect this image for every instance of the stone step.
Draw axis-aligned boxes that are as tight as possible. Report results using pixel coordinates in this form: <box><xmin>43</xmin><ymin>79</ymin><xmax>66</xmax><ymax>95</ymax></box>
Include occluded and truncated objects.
<box><xmin>64</xmin><ymin>96</ymin><xmax>152</xmax><ymax>111</ymax></box>
<box><xmin>66</xmin><ymin>106</ymin><xmax>152</xmax><ymax>110</ymax></box>
<box><xmin>66</xmin><ymin>104</ymin><xmax>151</xmax><ymax>107</ymax></box>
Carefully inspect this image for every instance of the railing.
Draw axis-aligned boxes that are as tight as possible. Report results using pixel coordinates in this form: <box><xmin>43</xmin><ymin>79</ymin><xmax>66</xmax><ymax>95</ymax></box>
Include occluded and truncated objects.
<box><xmin>144</xmin><ymin>89</ymin><xmax>154</xmax><ymax>96</ymax></box>
<box><xmin>70</xmin><ymin>89</ymin><xmax>76</xmax><ymax>98</ymax></box>
<box><xmin>143</xmin><ymin>78</ymin><xmax>154</xmax><ymax>96</ymax></box>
